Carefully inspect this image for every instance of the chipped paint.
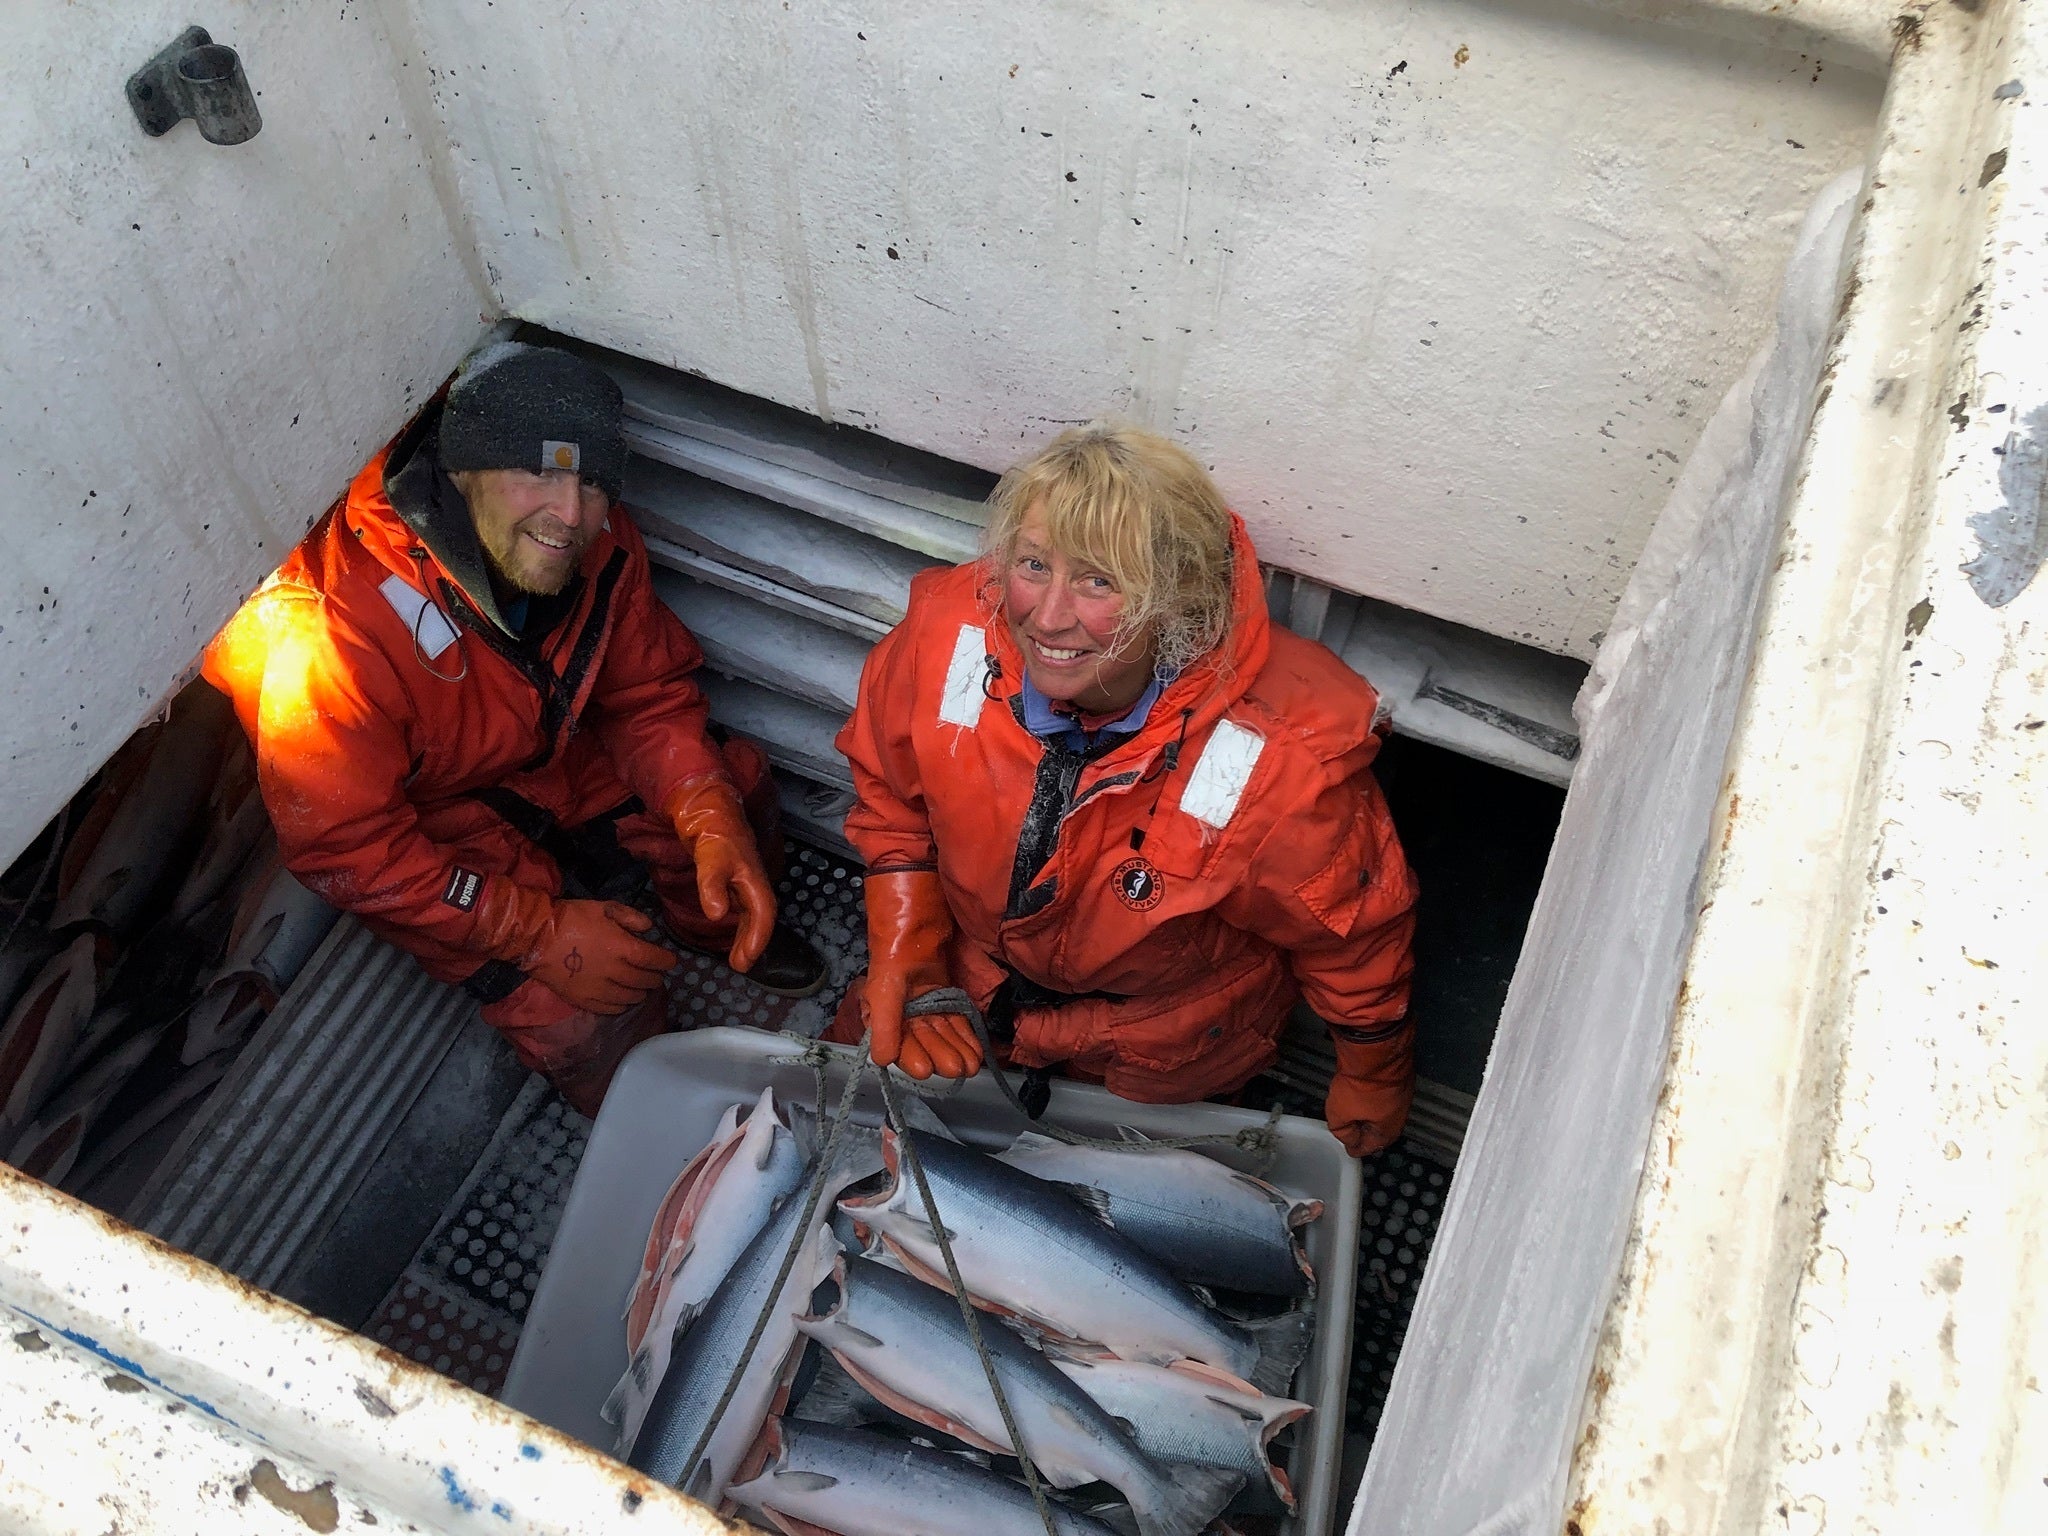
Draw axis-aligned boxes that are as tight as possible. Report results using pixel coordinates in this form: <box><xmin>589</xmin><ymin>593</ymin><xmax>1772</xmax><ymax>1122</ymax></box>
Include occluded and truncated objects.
<box><xmin>0</xmin><ymin>1163</ymin><xmax>743</xmax><ymax>1534</ymax></box>
<box><xmin>1963</xmin><ymin>403</ymin><xmax>2048</xmax><ymax>605</ymax></box>
<box><xmin>1569</xmin><ymin>0</ymin><xmax>2048</xmax><ymax>1530</ymax></box>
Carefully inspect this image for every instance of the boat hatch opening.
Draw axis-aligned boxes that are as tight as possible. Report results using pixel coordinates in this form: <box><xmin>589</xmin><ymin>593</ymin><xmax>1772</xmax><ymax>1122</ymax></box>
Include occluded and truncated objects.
<box><xmin>0</xmin><ymin>347</ymin><xmax>1570</xmax><ymax>1527</ymax></box>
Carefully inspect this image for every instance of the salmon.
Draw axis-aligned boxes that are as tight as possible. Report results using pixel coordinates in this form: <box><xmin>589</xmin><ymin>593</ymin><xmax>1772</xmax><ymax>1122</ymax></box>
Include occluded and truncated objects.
<box><xmin>7</xmin><ymin>1024</ymin><xmax>167</xmax><ymax>1185</ymax></box>
<box><xmin>728</xmin><ymin>1419</ymin><xmax>1123</xmax><ymax>1536</ymax></box>
<box><xmin>843</xmin><ymin>1128</ymin><xmax>1313</xmax><ymax>1395</ymax></box>
<box><xmin>50</xmin><ymin>686</ymin><xmax>234</xmax><ymax>939</ymax></box>
<box><xmin>0</xmin><ymin>932</ymin><xmax>106</xmax><ymax>1134</ymax></box>
<box><xmin>795</xmin><ymin>1255</ymin><xmax>1240</xmax><ymax>1536</ymax></box>
<box><xmin>624</xmin><ymin>1117</ymin><xmax>879</xmax><ymax>1503</ymax></box>
<box><xmin>179</xmin><ymin>850</ymin><xmax>338</xmax><ymax>1064</ymax></box>
<box><xmin>1049</xmin><ymin>1350</ymin><xmax>1311</xmax><ymax>1510</ymax></box>
<box><xmin>604</xmin><ymin>1088</ymin><xmax>807</xmax><ymax>1455</ymax></box>
<box><xmin>995</xmin><ymin>1129</ymin><xmax>1322</xmax><ymax>1297</ymax></box>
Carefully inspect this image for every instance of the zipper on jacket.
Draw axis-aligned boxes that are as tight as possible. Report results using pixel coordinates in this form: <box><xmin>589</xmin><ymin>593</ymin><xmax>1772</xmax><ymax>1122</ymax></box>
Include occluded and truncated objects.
<box><xmin>1004</xmin><ymin>746</ymin><xmax>1087</xmax><ymax>921</ymax></box>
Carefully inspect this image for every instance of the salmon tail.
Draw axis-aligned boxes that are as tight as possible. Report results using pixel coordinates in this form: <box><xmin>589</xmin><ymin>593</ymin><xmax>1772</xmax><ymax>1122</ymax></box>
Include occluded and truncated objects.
<box><xmin>1244</xmin><ymin>1304</ymin><xmax>1315</xmax><ymax>1397</ymax></box>
<box><xmin>786</xmin><ymin>1348</ymin><xmax>882</xmax><ymax>1428</ymax></box>
<box><xmin>1127</xmin><ymin>1463</ymin><xmax>1243</xmax><ymax>1536</ymax></box>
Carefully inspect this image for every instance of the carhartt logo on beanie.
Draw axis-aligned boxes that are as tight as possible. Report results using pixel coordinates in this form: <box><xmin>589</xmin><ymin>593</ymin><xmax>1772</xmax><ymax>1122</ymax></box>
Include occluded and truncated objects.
<box><xmin>439</xmin><ymin>342</ymin><xmax>627</xmax><ymax>499</ymax></box>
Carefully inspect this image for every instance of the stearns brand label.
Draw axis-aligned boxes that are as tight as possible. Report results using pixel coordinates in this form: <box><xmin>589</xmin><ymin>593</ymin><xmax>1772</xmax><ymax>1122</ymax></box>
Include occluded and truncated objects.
<box><xmin>1110</xmin><ymin>856</ymin><xmax>1164</xmax><ymax>911</ymax></box>
<box><xmin>443</xmin><ymin>867</ymin><xmax>484</xmax><ymax>912</ymax></box>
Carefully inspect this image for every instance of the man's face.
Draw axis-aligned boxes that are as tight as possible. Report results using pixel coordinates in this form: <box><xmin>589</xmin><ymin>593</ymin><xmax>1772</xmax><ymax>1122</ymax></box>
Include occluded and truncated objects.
<box><xmin>454</xmin><ymin>468</ymin><xmax>608</xmax><ymax>596</ymax></box>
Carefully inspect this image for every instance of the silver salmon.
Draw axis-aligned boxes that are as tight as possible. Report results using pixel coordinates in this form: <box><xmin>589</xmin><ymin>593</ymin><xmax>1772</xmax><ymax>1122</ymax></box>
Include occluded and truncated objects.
<box><xmin>605</xmin><ymin>1087</ymin><xmax>808</xmax><ymax>1456</ymax></box>
<box><xmin>995</xmin><ymin>1129</ymin><xmax>1321</xmax><ymax>1297</ymax></box>
<box><xmin>795</xmin><ymin>1254</ymin><xmax>1239</xmax><ymax>1536</ymax></box>
<box><xmin>843</xmin><ymin>1128</ymin><xmax>1312</xmax><ymax>1395</ymax></box>
<box><xmin>1050</xmin><ymin>1351</ymin><xmax>1311</xmax><ymax>1509</ymax></box>
<box><xmin>728</xmin><ymin>1419</ymin><xmax>1122</xmax><ymax>1536</ymax></box>
<box><xmin>624</xmin><ymin>1117</ymin><xmax>878</xmax><ymax>1503</ymax></box>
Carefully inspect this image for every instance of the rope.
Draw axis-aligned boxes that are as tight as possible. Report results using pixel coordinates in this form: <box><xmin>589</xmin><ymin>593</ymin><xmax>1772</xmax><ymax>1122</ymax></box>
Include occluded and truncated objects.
<box><xmin>875</xmin><ymin>1067</ymin><xmax>1062</xmax><ymax>1536</ymax></box>
<box><xmin>698</xmin><ymin>995</ymin><xmax>1286</xmax><ymax>1526</ymax></box>
<box><xmin>902</xmin><ymin>987</ymin><xmax>1284</xmax><ymax>1169</ymax></box>
<box><xmin>670</xmin><ymin>1036</ymin><xmax>871</xmax><ymax>1496</ymax></box>
<box><xmin>679</xmin><ymin>1034</ymin><xmax>1062</xmax><ymax>1536</ymax></box>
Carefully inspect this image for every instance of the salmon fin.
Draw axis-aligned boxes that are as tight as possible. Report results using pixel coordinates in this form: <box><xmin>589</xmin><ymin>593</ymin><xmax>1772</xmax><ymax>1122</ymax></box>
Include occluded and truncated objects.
<box><xmin>1040</xmin><ymin>1340</ymin><xmax>1109</xmax><ymax>1366</ymax></box>
<box><xmin>1126</xmin><ymin>1463</ymin><xmax>1243</xmax><ymax>1536</ymax></box>
<box><xmin>910</xmin><ymin>1437</ymin><xmax>993</xmax><ymax>1468</ymax></box>
<box><xmin>1053</xmin><ymin>1180</ymin><xmax>1116</xmax><ymax>1228</ymax></box>
<box><xmin>1188</xmin><ymin>1283</ymin><xmax>1219</xmax><ymax>1309</ymax></box>
<box><xmin>1002</xmin><ymin>1129</ymin><xmax>1065</xmax><ymax>1158</ymax></box>
<box><xmin>1115</xmin><ymin>1125</ymin><xmax>1154</xmax><ymax>1144</ymax></box>
<box><xmin>892</xmin><ymin>1090</ymin><xmax>961</xmax><ymax>1142</ymax></box>
<box><xmin>662</xmin><ymin>1298</ymin><xmax>706</xmax><ymax>1348</ymax></box>
<box><xmin>771</xmin><ymin>1470</ymin><xmax>838</xmax><ymax>1493</ymax></box>
<box><xmin>683</xmin><ymin>1459</ymin><xmax>715</xmax><ymax>1504</ymax></box>
<box><xmin>1047</xmin><ymin>1402</ymin><xmax>1095</xmax><ymax>1437</ymax></box>
<box><xmin>1243</xmin><ymin>1306</ymin><xmax>1315</xmax><ymax>1397</ymax></box>
<box><xmin>598</xmin><ymin>1351</ymin><xmax>641</xmax><ymax>1429</ymax></box>
<box><xmin>787</xmin><ymin>1351</ymin><xmax>881</xmax><ymax>1427</ymax></box>
<box><xmin>1160</xmin><ymin>1358</ymin><xmax>1262</xmax><ymax>1395</ymax></box>
<box><xmin>805</xmin><ymin>1317</ymin><xmax>886</xmax><ymax>1352</ymax></box>
<box><xmin>1206</xmin><ymin>1394</ymin><xmax>1267</xmax><ymax>1423</ymax></box>
<box><xmin>1287</xmin><ymin>1198</ymin><xmax>1325</xmax><ymax>1229</ymax></box>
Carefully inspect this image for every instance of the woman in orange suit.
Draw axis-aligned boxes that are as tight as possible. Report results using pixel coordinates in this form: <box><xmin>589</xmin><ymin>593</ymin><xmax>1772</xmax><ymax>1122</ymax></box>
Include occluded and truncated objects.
<box><xmin>829</xmin><ymin>423</ymin><xmax>1418</xmax><ymax>1156</ymax></box>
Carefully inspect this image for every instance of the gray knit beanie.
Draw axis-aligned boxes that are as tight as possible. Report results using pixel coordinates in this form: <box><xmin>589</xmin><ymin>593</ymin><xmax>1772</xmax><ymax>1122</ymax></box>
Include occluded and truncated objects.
<box><xmin>438</xmin><ymin>342</ymin><xmax>628</xmax><ymax>499</ymax></box>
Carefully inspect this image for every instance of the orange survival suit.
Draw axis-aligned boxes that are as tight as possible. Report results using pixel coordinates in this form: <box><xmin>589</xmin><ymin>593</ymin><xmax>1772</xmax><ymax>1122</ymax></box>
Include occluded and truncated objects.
<box><xmin>203</xmin><ymin>406</ymin><xmax>778</xmax><ymax>1110</ymax></box>
<box><xmin>833</xmin><ymin>514</ymin><xmax>1418</xmax><ymax>1153</ymax></box>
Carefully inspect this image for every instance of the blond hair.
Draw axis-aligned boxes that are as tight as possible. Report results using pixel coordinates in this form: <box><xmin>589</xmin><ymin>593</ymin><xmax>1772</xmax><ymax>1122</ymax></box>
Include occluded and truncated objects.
<box><xmin>983</xmin><ymin>422</ymin><xmax>1234</xmax><ymax>675</ymax></box>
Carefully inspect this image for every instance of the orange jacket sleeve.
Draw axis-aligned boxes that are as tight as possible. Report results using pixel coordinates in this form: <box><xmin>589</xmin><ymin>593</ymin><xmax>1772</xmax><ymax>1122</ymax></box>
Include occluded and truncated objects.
<box><xmin>835</xmin><ymin>585</ymin><xmax>944</xmax><ymax>875</ymax></box>
<box><xmin>584</xmin><ymin>510</ymin><xmax>727</xmax><ymax>811</ymax></box>
<box><xmin>218</xmin><ymin>585</ymin><xmax>534</xmax><ymax>954</ymax></box>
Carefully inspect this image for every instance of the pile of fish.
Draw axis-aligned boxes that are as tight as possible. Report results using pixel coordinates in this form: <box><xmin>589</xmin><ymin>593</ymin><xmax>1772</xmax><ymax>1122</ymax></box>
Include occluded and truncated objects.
<box><xmin>0</xmin><ymin>683</ymin><xmax>337</xmax><ymax>1209</ymax></box>
<box><xmin>608</xmin><ymin>1087</ymin><xmax>1324</xmax><ymax>1536</ymax></box>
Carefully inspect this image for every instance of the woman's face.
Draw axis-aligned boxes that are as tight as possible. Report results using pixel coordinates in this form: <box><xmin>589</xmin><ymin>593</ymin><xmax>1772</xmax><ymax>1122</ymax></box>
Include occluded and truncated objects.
<box><xmin>1002</xmin><ymin>501</ymin><xmax>1158</xmax><ymax>714</ymax></box>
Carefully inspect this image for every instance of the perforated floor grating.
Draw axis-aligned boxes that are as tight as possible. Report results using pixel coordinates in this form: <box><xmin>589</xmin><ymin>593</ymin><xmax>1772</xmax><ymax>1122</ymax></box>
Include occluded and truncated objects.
<box><xmin>365</xmin><ymin>841</ymin><xmax>867</xmax><ymax>1389</ymax></box>
<box><xmin>366</xmin><ymin>837</ymin><xmax>1451</xmax><ymax>1466</ymax></box>
<box><xmin>366</xmin><ymin>1080</ymin><xmax>582</xmax><ymax>1397</ymax></box>
<box><xmin>1346</xmin><ymin>1141</ymin><xmax>1449</xmax><ymax>1439</ymax></box>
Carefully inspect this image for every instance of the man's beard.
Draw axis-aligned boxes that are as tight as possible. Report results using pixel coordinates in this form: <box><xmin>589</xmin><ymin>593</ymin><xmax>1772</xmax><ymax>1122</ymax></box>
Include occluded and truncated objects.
<box><xmin>480</xmin><ymin>517</ymin><xmax>583</xmax><ymax>596</ymax></box>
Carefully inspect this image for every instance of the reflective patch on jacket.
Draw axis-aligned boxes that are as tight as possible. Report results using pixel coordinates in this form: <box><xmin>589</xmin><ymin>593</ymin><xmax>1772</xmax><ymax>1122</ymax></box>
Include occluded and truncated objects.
<box><xmin>937</xmin><ymin>622</ymin><xmax>988</xmax><ymax>728</ymax></box>
<box><xmin>378</xmin><ymin>573</ymin><xmax>459</xmax><ymax>661</ymax></box>
<box><xmin>1180</xmin><ymin>718</ymin><xmax>1264</xmax><ymax>830</ymax></box>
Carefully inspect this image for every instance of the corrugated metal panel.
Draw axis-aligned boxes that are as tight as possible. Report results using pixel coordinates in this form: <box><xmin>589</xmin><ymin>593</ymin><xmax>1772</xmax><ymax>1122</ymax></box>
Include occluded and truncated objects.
<box><xmin>627</xmin><ymin>456</ymin><xmax>940</xmax><ymax>631</ymax></box>
<box><xmin>131</xmin><ymin>918</ymin><xmax>478</xmax><ymax>1292</ymax></box>
<box><xmin>652</xmin><ymin>571</ymin><xmax>869</xmax><ymax>716</ymax></box>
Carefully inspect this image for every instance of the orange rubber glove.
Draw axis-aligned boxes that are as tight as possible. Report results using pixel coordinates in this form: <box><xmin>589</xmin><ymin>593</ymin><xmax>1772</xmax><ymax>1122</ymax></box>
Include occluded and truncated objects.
<box><xmin>860</xmin><ymin>869</ymin><xmax>983</xmax><ymax>1080</ymax></box>
<box><xmin>1324</xmin><ymin>1022</ymin><xmax>1416</xmax><ymax>1157</ymax></box>
<box><xmin>664</xmin><ymin>774</ymin><xmax>776</xmax><ymax>973</ymax></box>
<box><xmin>471</xmin><ymin>878</ymin><xmax>677</xmax><ymax>1015</ymax></box>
